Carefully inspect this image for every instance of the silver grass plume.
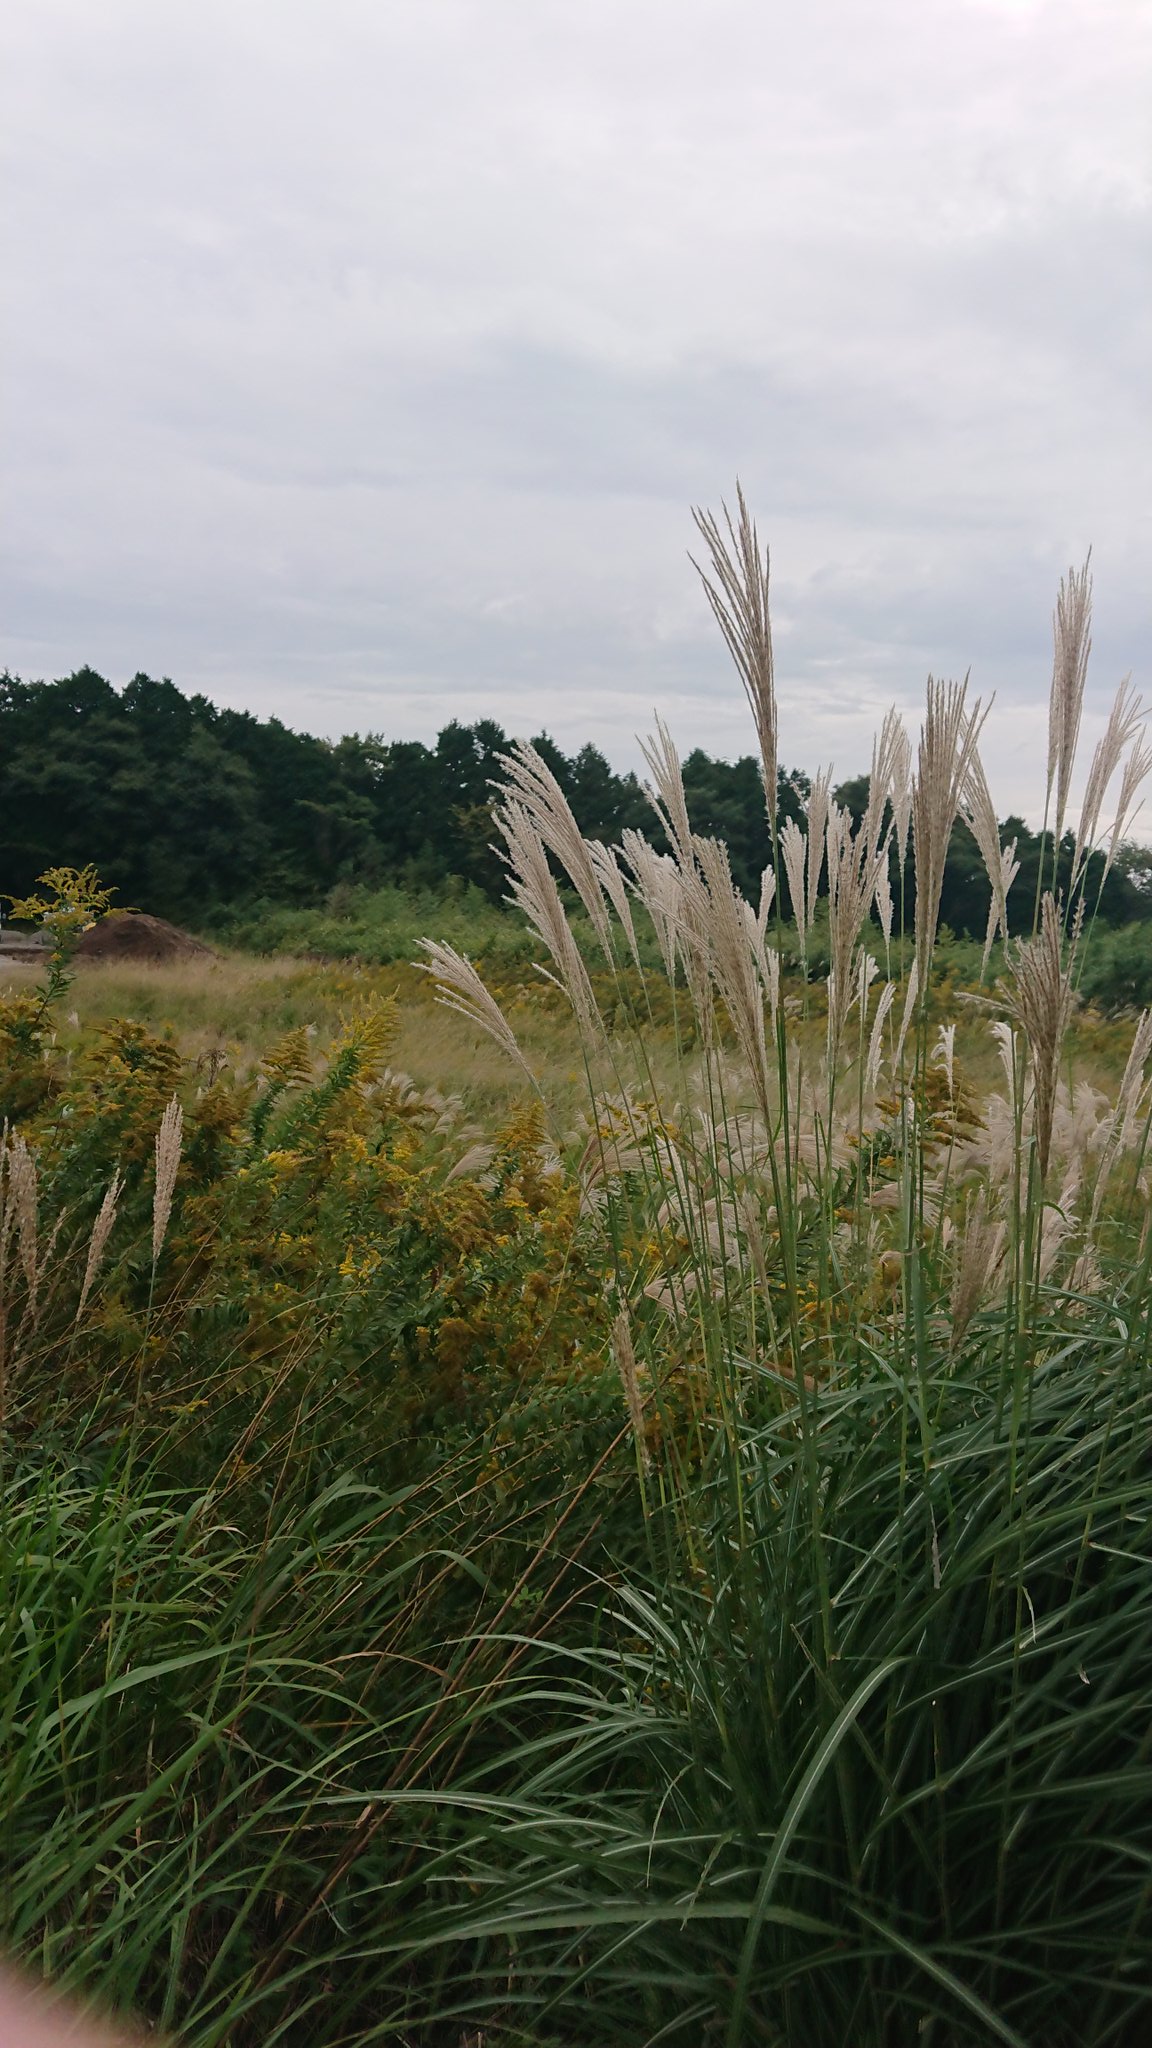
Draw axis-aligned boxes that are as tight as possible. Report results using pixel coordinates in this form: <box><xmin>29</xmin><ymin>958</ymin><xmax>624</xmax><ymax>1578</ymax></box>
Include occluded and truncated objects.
<box><xmin>1072</xmin><ymin>678</ymin><xmax>1146</xmax><ymax>889</ymax></box>
<box><xmin>889</xmin><ymin>716</ymin><xmax>913</xmax><ymax>870</ymax></box>
<box><xmin>865</xmin><ymin>979</ymin><xmax>897</xmax><ymax>1094</ymax></box>
<box><xmin>933</xmin><ymin>1022</ymin><xmax>957</xmax><ymax>1102</ymax></box>
<box><xmin>690</xmin><ymin>484</ymin><xmax>778</xmax><ymax>827</ymax></box>
<box><xmin>892</xmin><ymin>957</ymin><xmax>920</xmax><ymax>1075</ymax></box>
<box><xmin>587</xmin><ymin>839</ymin><xmax>642</xmax><ymax>969</ymax></box>
<box><xmin>692</xmin><ymin>835</ymin><xmax>775</xmax><ymax>1122</ymax></box>
<box><xmin>152</xmin><ymin>1097</ymin><xmax>183</xmax><ymax>1266</ymax></box>
<box><xmin>612</xmin><ymin>1308</ymin><xmax>651</xmax><ymax>1473</ymax></box>
<box><xmin>621</xmin><ymin>832</ymin><xmax>682</xmax><ymax>980</ymax></box>
<box><xmin>950</xmin><ymin>1191</ymin><xmax>1007</xmax><ymax>1349</ymax></box>
<box><xmin>780</xmin><ymin>817</ymin><xmax>808</xmax><ymax>959</ymax></box>
<box><xmin>1003</xmin><ymin>894</ymin><xmax>1078</xmax><ymax>1182</ymax></box>
<box><xmin>639</xmin><ymin>718</ymin><xmax>696</xmax><ymax>873</ymax></box>
<box><xmin>8</xmin><ymin>1135</ymin><xmax>38</xmax><ymax>1308</ymax></box>
<box><xmin>418</xmin><ymin>940</ymin><xmax>539</xmax><ymax>1089</ymax></box>
<box><xmin>1090</xmin><ymin>1006</ymin><xmax>1152</xmax><ymax>1226</ymax></box>
<box><xmin>961</xmin><ymin>752</ymin><xmax>1020</xmax><ymax>972</ymax></box>
<box><xmin>991</xmin><ymin>1020</ymin><xmax>1019</xmax><ymax>1122</ymax></box>
<box><xmin>1105</xmin><ymin>726</ymin><xmax>1152</xmax><ymax>881</ymax></box>
<box><xmin>823</xmin><ymin>801</ymin><xmax>892</xmax><ymax>1064</ymax></box>
<box><xmin>911</xmin><ymin>677</ymin><xmax>987</xmax><ymax>968</ymax></box>
<box><xmin>498</xmin><ymin>741</ymin><xmax>615</xmax><ymax>960</ymax></box>
<box><xmin>77</xmin><ymin>1169</ymin><xmax>122</xmax><ymax>1320</ymax></box>
<box><xmin>494</xmin><ymin>799</ymin><xmax>602</xmax><ymax>1038</ymax></box>
<box><xmin>805</xmin><ymin>769</ymin><xmax>832</xmax><ymax>932</ymax></box>
<box><xmin>874</xmin><ymin>857</ymin><xmax>894</xmax><ymax>948</ymax></box>
<box><xmin>1047</xmin><ymin>555</ymin><xmax>1092</xmax><ymax>844</ymax></box>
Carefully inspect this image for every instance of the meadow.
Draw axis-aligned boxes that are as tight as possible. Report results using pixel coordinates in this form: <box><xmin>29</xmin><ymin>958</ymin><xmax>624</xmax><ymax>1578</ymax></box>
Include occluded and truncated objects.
<box><xmin>2</xmin><ymin>510</ymin><xmax>1151</xmax><ymax>2046</ymax></box>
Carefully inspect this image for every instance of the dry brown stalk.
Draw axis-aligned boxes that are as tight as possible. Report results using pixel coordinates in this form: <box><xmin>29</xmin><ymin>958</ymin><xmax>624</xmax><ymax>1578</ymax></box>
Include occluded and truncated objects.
<box><xmin>690</xmin><ymin>484</ymin><xmax>778</xmax><ymax>826</ymax></box>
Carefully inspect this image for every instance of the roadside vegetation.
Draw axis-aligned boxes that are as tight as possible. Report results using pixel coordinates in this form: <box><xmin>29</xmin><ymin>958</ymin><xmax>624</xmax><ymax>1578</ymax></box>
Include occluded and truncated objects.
<box><xmin>2</xmin><ymin>505</ymin><xmax>1151</xmax><ymax>2045</ymax></box>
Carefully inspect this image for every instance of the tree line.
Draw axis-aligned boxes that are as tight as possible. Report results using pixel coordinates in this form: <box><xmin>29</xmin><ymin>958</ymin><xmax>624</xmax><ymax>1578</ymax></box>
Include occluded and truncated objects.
<box><xmin>2</xmin><ymin>667</ymin><xmax>1149</xmax><ymax>937</ymax></box>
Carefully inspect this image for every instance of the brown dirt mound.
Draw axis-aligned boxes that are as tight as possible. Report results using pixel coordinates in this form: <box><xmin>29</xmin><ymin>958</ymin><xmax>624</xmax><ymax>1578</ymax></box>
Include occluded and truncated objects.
<box><xmin>76</xmin><ymin>912</ymin><xmax>216</xmax><ymax>964</ymax></box>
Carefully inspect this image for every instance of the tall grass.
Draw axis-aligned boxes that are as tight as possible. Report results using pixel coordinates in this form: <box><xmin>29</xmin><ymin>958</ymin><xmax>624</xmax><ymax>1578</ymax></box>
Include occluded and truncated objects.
<box><xmin>3</xmin><ymin>503</ymin><xmax>1151</xmax><ymax>2045</ymax></box>
<box><xmin>415</xmin><ymin>504</ymin><xmax>1152</xmax><ymax>2043</ymax></box>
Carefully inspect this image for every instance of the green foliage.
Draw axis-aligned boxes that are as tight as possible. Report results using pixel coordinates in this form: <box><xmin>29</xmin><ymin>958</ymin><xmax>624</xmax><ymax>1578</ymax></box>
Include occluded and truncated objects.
<box><xmin>1078</xmin><ymin>920</ymin><xmax>1152</xmax><ymax>1011</ymax></box>
<box><xmin>0</xmin><ymin>865</ymin><xmax>119</xmax><ymax>1121</ymax></box>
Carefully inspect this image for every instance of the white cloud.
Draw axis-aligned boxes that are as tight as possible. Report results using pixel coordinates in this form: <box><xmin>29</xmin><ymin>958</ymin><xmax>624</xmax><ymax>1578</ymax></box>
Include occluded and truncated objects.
<box><xmin>2</xmin><ymin>0</ymin><xmax>1148</xmax><ymax>824</ymax></box>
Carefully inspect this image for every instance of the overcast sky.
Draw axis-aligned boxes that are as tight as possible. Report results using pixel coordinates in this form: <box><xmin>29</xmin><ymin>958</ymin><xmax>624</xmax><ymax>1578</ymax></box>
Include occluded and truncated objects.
<box><xmin>3</xmin><ymin>0</ymin><xmax>1149</xmax><ymax>821</ymax></box>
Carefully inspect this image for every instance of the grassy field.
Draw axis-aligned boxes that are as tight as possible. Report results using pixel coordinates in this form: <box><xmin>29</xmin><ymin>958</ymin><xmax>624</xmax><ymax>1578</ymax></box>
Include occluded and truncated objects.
<box><xmin>3</xmin><ymin>530</ymin><xmax>1152</xmax><ymax>2047</ymax></box>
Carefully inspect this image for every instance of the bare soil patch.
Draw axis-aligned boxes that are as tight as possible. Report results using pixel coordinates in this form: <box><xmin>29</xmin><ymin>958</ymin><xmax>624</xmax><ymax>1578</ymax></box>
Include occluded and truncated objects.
<box><xmin>76</xmin><ymin>912</ymin><xmax>216</xmax><ymax>965</ymax></box>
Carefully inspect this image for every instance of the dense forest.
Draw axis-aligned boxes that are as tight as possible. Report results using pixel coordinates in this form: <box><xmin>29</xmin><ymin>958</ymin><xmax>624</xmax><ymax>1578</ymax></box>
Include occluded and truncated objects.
<box><xmin>3</xmin><ymin>666</ymin><xmax>1150</xmax><ymax>939</ymax></box>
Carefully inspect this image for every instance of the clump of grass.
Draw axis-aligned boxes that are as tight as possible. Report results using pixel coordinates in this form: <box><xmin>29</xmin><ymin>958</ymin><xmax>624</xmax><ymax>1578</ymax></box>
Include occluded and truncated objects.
<box><xmin>413</xmin><ymin>509</ymin><xmax>1152</xmax><ymax>2042</ymax></box>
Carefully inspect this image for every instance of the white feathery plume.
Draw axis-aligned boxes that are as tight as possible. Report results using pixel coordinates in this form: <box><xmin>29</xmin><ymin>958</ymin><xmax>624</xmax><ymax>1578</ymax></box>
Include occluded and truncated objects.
<box><xmin>152</xmin><ymin>1097</ymin><xmax>183</xmax><ymax>1267</ymax></box>
<box><xmin>865</xmin><ymin>980</ymin><xmax>897</xmax><ymax>1094</ymax></box>
<box><xmin>587</xmin><ymin>840</ymin><xmax>642</xmax><ymax>968</ymax></box>
<box><xmin>498</xmin><ymin>740</ymin><xmax>615</xmax><ymax>958</ymax></box>
<box><xmin>495</xmin><ymin>799</ymin><xmax>602</xmax><ymax>1038</ymax></box>
<box><xmin>991</xmin><ymin>1020</ymin><xmax>1019</xmax><ymax>1120</ymax></box>
<box><xmin>780</xmin><ymin>818</ymin><xmax>808</xmax><ymax>957</ymax></box>
<box><xmin>6</xmin><ymin>1136</ymin><xmax>38</xmax><ymax>1312</ymax></box>
<box><xmin>418</xmin><ymin>941</ymin><xmax>539</xmax><ymax>1090</ymax></box>
<box><xmin>755</xmin><ymin>865</ymin><xmax>777</xmax><ymax>944</ymax></box>
<box><xmin>1002</xmin><ymin>894</ymin><xmax>1078</xmax><ymax>1181</ymax></box>
<box><xmin>1090</xmin><ymin>1007</ymin><xmax>1152</xmax><ymax>1226</ymax></box>
<box><xmin>1104</xmin><ymin>724</ymin><xmax>1152</xmax><ymax>882</ymax></box>
<box><xmin>611</xmin><ymin>1308</ymin><xmax>651</xmax><ymax>1471</ymax></box>
<box><xmin>1072</xmin><ymin>679</ymin><xmax>1145</xmax><ymax>889</ymax></box>
<box><xmin>961</xmin><ymin>751</ymin><xmax>1020</xmax><ymax>970</ymax></box>
<box><xmin>890</xmin><ymin>718</ymin><xmax>913</xmax><ymax>870</ymax></box>
<box><xmin>621</xmin><ymin>832</ymin><xmax>682</xmax><ymax>981</ymax></box>
<box><xmin>805</xmin><ymin>769</ymin><xmax>832</xmax><ymax>932</ymax></box>
<box><xmin>690</xmin><ymin>484</ymin><xmax>778</xmax><ymax>826</ymax></box>
<box><xmin>874</xmin><ymin>857</ymin><xmax>894</xmax><ymax>948</ymax></box>
<box><xmin>77</xmin><ymin>1169</ymin><xmax>122</xmax><ymax>1320</ymax></box>
<box><xmin>639</xmin><ymin>718</ymin><xmax>696</xmax><ymax>873</ymax></box>
<box><xmin>823</xmin><ymin>802</ymin><xmax>891</xmax><ymax>1064</ymax></box>
<box><xmin>692</xmin><ymin>836</ymin><xmax>774</xmax><ymax>1115</ymax></box>
<box><xmin>1047</xmin><ymin>556</ymin><xmax>1093</xmax><ymax>844</ymax></box>
<box><xmin>950</xmin><ymin>1192</ymin><xmax>1008</xmax><ymax>1348</ymax></box>
<box><xmin>892</xmin><ymin>957</ymin><xmax>921</xmax><ymax>1075</ymax></box>
<box><xmin>911</xmin><ymin>677</ymin><xmax>988</xmax><ymax>966</ymax></box>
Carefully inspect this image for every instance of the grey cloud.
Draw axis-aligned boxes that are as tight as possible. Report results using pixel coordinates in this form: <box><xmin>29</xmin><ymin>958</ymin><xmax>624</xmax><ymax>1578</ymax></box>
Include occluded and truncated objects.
<box><xmin>2</xmin><ymin>0</ymin><xmax>1148</xmax><ymax>826</ymax></box>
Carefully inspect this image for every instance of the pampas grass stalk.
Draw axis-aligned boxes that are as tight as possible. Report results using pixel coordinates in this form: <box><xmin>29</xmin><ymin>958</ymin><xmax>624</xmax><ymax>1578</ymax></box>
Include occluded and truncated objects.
<box><xmin>1047</xmin><ymin>553</ymin><xmax>1093</xmax><ymax>847</ymax></box>
<box><xmin>151</xmin><ymin>1098</ymin><xmax>183</xmax><ymax>1268</ymax></box>
<box><xmin>690</xmin><ymin>484</ymin><xmax>778</xmax><ymax>827</ymax></box>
